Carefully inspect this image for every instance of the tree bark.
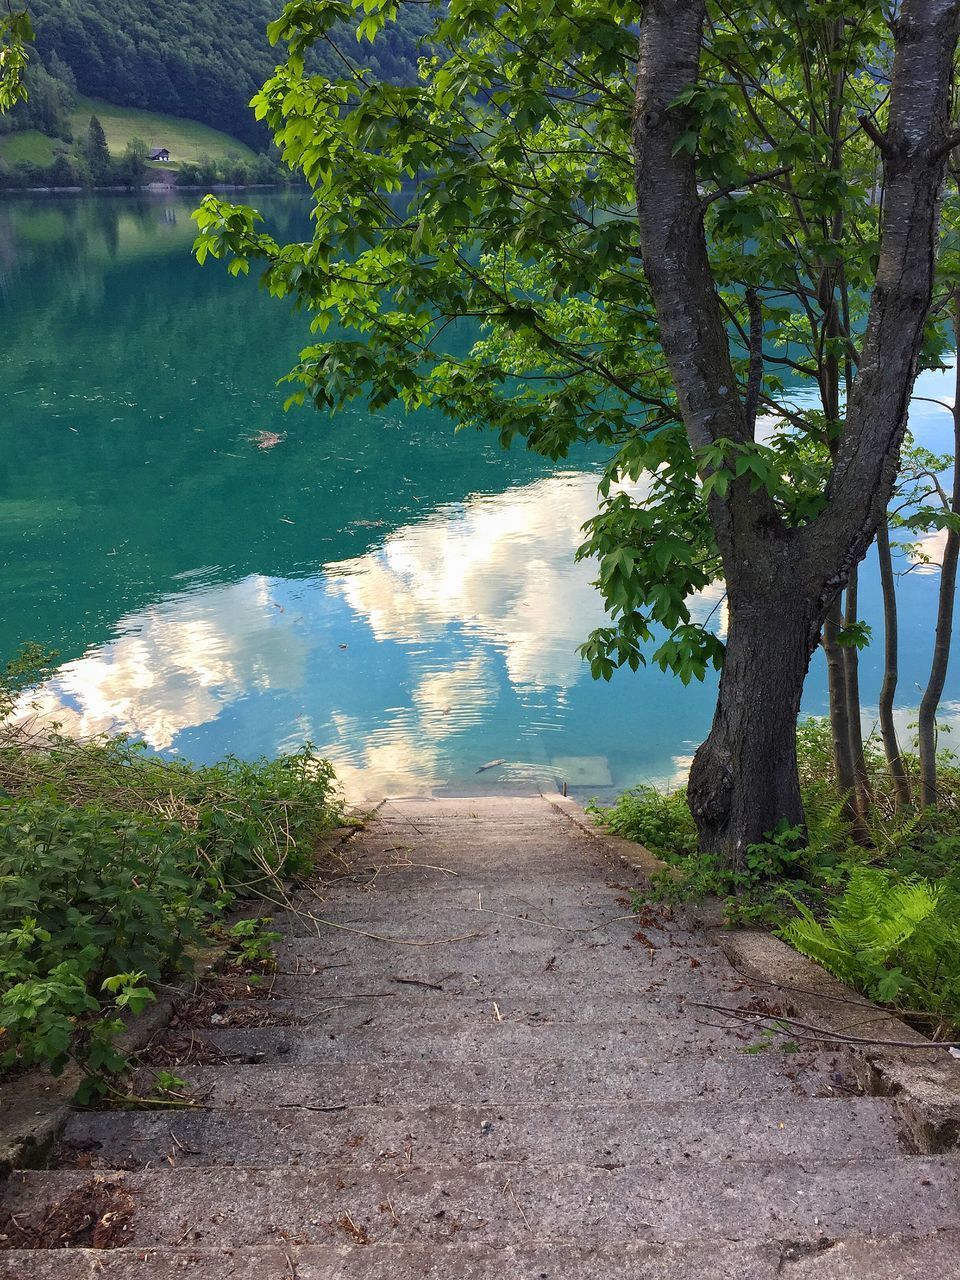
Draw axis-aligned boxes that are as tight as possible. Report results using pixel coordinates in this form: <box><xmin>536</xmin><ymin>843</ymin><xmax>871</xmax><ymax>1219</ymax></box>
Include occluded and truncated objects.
<box><xmin>842</xmin><ymin>568</ymin><xmax>872</xmax><ymax>806</ymax></box>
<box><xmin>688</xmin><ymin>593</ymin><xmax>814</xmax><ymax>860</ymax></box>
<box><xmin>634</xmin><ymin>0</ymin><xmax>960</xmax><ymax>861</ymax></box>
<box><xmin>876</xmin><ymin>520</ymin><xmax>913</xmax><ymax>807</ymax></box>
<box><xmin>918</xmin><ymin>313</ymin><xmax>960</xmax><ymax>805</ymax></box>
<box><xmin>823</xmin><ymin>599</ymin><xmax>857</xmax><ymax>798</ymax></box>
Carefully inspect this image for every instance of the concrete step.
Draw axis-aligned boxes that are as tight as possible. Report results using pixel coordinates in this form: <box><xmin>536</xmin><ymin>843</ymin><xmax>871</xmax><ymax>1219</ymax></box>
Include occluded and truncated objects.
<box><xmin>0</xmin><ymin>1241</ymin><xmax>779</xmax><ymax>1280</ymax></box>
<box><xmin>148</xmin><ymin>1019</ymin><xmax>784</xmax><ymax>1065</ymax></box>
<box><xmin>271</xmin><ymin>934</ymin><xmax>737</xmax><ymax>983</ymax></box>
<box><xmin>9</xmin><ymin>1235</ymin><xmax>960</xmax><ymax>1279</ymax></box>
<box><xmin>262</xmin><ymin>965</ymin><xmax>750</xmax><ymax>1001</ymax></box>
<box><xmin>170</xmin><ymin>994</ymin><xmax>768</xmax><ymax>1039</ymax></box>
<box><xmin>275</xmin><ymin>899</ymin><xmax>672</xmax><ymax>937</ymax></box>
<box><xmin>57</xmin><ymin>1099</ymin><xmax>905</xmax><ymax>1171</ymax></box>
<box><xmin>165</xmin><ymin>1049</ymin><xmax>846</xmax><ymax>1107</ymax></box>
<box><xmin>5</xmin><ymin>1158</ymin><xmax>959</xmax><ymax>1248</ymax></box>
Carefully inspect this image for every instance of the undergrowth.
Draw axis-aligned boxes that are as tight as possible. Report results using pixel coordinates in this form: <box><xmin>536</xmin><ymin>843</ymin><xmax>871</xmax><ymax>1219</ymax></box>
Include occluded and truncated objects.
<box><xmin>594</xmin><ymin>718</ymin><xmax>960</xmax><ymax>1038</ymax></box>
<box><xmin>0</xmin><ymin>647</ymin><xmax>342</xmax><ymax>1099</ymax></box>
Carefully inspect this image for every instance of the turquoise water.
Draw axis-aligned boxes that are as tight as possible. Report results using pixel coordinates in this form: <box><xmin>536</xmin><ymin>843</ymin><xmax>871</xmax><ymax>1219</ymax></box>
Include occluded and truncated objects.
<box><xmin>1</xmin><ymin>191</ymin><xmax>957</xmax><ymax>799</ymax></box>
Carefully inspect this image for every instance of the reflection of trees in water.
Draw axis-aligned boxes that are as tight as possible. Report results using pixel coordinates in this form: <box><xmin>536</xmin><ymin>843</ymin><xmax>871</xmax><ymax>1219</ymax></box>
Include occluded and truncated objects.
<box><xmin>0</xmin><ymin>192</ymin><xmax>312</xmax><ymax>296</ymax></box>
<box><xmin>0</xmin><ymin>192</ymin><xmax>586</xmax><ymax>669</ymax></box>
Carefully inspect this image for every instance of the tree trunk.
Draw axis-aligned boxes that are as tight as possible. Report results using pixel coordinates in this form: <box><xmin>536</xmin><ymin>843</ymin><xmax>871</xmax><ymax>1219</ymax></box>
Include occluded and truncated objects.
<box><xmin>876</xmin><ymin>519</ymin><xmax>913</xmax><ymax>807</ymax></box>
<box><xmin>822</xmin><ymin>599</ymin><xmax>856</xmax><ymax>797</ymax></box>
<box><xmin>822</xmin><ymin>596</ymin><xmax>870</xmax><ymax>839</ymax></box>
<box><xmin>634</xmin><ymin>0</ymin><xmax>960</xmax><ymax>863</ymax></box>
<box><xmin>918</xmin><ymin>332</ymin><xmax>960</xmax><ymax>805</ymax></box>
<box><xmin>688</xmin><ymin>593</ymin><xmax>813</xmax><ymax>860</ymax></box>
<box><xmin>842</xmin><ymin>568</ymin><xmax>872</xmax><ymax>806</ymax></box>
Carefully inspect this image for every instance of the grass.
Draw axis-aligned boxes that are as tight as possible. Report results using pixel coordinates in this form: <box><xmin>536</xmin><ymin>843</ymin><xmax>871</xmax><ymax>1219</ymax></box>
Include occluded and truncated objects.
<box><xmin>0</xmin><ymin>130</ymin><xmax>60</xmax><ymax>166</ymax></box>
<box><xmin>70</xmin><ymin>97</ymin><xmax>256</xmax><ymax>166</ymax></box>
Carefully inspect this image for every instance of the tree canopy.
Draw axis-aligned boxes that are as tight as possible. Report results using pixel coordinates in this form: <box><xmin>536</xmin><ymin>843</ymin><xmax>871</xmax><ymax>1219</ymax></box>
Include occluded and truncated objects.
<box><xmin>195</xmin><ymin>0</ymin><xmax>960</xmax><ymax>857</ymax></box>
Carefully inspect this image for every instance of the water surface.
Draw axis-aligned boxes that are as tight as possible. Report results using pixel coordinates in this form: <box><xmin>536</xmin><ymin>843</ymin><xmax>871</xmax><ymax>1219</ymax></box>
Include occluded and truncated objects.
<box><xmin>1</xmin><ymin>193</ymin><xmax>957</xmax><ymax>799</ymax></box>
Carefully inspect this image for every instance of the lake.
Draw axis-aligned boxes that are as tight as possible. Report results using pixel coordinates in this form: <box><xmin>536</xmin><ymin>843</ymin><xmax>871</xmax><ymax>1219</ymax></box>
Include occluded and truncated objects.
<box><xmin>0</xmin><ymin>191</ymin><xmax>957</xmax><ymax>801</ymax></box>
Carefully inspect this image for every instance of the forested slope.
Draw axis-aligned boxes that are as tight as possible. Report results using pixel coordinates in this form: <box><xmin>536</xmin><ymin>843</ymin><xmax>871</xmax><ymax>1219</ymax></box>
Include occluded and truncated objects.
<box><xmin>25</xmin><ymin>1</ymin><xmax>434</xmax><ymax>146</ymax></box>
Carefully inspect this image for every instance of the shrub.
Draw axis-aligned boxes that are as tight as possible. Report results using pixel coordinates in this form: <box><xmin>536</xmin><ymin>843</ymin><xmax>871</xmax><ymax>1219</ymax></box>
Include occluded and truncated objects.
<box><xmin>0</xmin><ymin>703</ymin><xmax>340</xmax><ymax>1093</ymax></box>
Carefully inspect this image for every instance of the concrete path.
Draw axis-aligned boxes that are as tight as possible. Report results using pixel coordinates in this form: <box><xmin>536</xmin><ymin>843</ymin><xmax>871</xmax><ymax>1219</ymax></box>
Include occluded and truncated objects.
<box><xmin>2</xmin><ymin>795</ymin><xmax>960</xmax><ymax>1277</ymax></box>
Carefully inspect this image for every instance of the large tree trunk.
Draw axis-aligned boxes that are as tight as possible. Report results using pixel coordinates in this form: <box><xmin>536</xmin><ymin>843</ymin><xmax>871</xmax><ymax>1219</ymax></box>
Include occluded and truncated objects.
<box><xmin>689</xmin><ymin>592</ymin><xmax>814</xmax><ymax>859</ymax></box>
<box><xmin>634</xmin><ymin>0</ymin><xmax>960</xmax><ymax>863</ymax></box>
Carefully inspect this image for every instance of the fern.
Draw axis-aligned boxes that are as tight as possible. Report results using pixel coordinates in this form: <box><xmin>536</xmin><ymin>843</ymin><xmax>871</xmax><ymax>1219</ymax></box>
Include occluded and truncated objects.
<box><xmin>780</xmin><ymin>868</ymin><xmax>960</xmax><ymax>1032</ymax></box>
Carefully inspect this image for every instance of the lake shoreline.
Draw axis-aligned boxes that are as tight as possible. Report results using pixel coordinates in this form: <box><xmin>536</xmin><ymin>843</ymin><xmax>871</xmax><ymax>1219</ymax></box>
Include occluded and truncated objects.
<box><xmin>0</xmin><ymin>181</ymin><xmax>291</xmax><ymax>196</ymax></box>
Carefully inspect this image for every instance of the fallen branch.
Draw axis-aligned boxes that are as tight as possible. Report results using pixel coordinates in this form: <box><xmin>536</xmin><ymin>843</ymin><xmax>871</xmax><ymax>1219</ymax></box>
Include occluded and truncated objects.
<box><xmin>687</xmin><ymin>1000</ymin><xmax>959</xmax><ymax>1049</ymax></box>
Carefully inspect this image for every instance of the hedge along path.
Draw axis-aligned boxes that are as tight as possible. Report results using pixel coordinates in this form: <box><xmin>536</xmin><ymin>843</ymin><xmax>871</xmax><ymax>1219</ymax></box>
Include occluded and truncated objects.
<box><xmin>3</xmin><ymin>793</ymin><xmax>960</xmax><ymax>1278</ymax></box>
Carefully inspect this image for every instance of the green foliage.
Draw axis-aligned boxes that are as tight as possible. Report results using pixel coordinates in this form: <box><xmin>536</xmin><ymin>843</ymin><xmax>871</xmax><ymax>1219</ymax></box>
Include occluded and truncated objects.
<box><xmin>594</xmin><ymin>785</ymin><xmax>698</xmax><ymax>859</ymax></box>
<box><xmin>605</xmin><ymin>718</ymin><xmax>960</xmax><ymax>1031</ymax></box>
<box><xmin>225</xmin><ymin>917</ymin><xmax>282</xmax><ymax>968</ymax></box>
<box><xmin>781</xmin><ymin>870</ymin><xmax>960</xmax><ymax>1032</ymax></box>
<box><xmin>0</xmin><ymin>666</ymin><xmax>340</xmax><ymax>1086</ymax></box>
<box><xmin>0</xmin><ymin>9</ymin><xmax>33</xmax><ymax>112</ymax></box>
<box><xmin>195</xmin><ymin>0</ymin><xmax>957</xmax><ymax>686</ymax></box>
<box><xmin>0</xmin><ymin>54</ymin><xmax>74</xmax><ymax>137</ymax></box>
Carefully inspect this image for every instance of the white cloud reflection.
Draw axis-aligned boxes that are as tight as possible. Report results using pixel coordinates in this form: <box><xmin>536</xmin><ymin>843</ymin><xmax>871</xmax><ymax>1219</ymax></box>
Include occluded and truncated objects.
<box><xmin>14</xmin><ymin>470</ymin><xmax>728</xmax><ymax>797</ymax></box>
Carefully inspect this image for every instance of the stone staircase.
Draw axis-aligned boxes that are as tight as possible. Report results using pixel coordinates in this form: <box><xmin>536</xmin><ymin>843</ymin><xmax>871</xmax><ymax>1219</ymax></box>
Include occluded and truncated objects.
<box><xmin>2</xmin><ymin>796</ymin><xmax>959</xmax><ymax>1278</ymax></box>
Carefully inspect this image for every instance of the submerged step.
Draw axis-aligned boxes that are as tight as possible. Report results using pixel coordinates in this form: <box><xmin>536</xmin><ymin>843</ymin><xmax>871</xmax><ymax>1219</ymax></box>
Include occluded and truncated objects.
<box><xmin>5</xmin><ymin>1158</ymin><xmax>959</xmax><ymax>1249</ymax></box>
<box><xmin>58</xmin><ymin>1098</ymin><xmax>905</xmax><ymax>1171</ymax></box>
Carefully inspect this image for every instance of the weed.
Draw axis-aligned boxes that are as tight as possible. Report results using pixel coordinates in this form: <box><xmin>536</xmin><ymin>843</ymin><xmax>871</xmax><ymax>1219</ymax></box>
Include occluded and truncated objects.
<box><xmin>0</xmin><ymin>647</ymin><xmax>341</xmax><ymax>1089</ymax></box>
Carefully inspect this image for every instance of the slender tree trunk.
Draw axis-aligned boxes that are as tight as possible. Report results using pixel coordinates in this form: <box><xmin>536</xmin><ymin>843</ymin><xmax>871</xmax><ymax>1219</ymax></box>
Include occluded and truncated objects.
<box><xmin>823</xmin><ymin>599</ymin><xmax>856</xmax><ymax>794</ymax></box>
<box><xmin>876</xmin><ymin>519</ymin><xmax>913</xmax><ymax>807</ymax></box>
<box><xmin>842</xmin><ymin>568</ymin><xmax>872</xmax><ymax>805</ymax></box>
<box><xmin>918</xmin><ymin>324</ymin><xmax>960</xmax><ymax>805</ymax></box>
<box><xmin>688</xmin><ymin>591</ymin><xmax>814</xmax><ymax>860</ymax></box>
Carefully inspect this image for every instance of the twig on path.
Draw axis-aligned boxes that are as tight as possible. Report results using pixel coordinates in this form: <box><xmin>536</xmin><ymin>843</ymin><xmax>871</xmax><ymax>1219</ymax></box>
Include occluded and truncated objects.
<box><xmin>687</xmin><ymin>999</ymin><xmax>960</xmax><ymax>1049</ymax></box>
<box><xmin>721</xmin><ymin>957</ymin><xmax>880</xmax><ymax>1011</ymax></box>
<box><xmin>502</xmin><ymin>1179</ymin><xmax>532</xmax><ymax>1232</ymax></box>
<box><xmin>382</xmin><ymin>799</ymin><xmax>430</xmax><ymax>836</ymax></box>
<box><xmin>278</xmin><ymin>1102</ymin><xmax>349</xmax><ymax>1112</ymax></box>
<box><xmin>392</xmin><ymin>977</ymin><xmax>445</xmax><ymax>991</ymax></box>
<box><xmin>236</xmin><ymin>883</ymin><xmax>486</xmax><ymax>947</ymax></box>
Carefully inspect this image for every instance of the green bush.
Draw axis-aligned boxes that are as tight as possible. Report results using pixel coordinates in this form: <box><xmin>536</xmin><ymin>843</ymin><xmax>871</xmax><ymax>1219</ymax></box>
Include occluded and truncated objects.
<box><xmin>0</xmin><ymin>725</ymin><xmax>340</xmax><ymax>1094</ymax></box>
<box><xmin>593</xmin><ymin>783</ymin><xmax>698</xmax><ymax>858</ymax></box>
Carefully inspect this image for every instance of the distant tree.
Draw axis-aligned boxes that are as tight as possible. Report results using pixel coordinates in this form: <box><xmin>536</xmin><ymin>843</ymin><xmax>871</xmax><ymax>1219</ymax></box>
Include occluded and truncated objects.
<box><xmin>114</xmin><ymin>136</ymin><xmax>148</xmax><ymax>187</ymax></box>
<box><xmin>46</xmin><ymin>150</ymin><xmax>80</xmax><ymax>187</ymax></box>
<box><xmin>85</xmin><ymin>114</ymin><xmax>111</xmax><ymax>183</ymax></box>
<box><xmin>126</xmin><ymin>136</ymin><xmax>148</xmax><ymax>165</ymax></box>
<box><xmin>46</xmin><ymin>49</ymin><xmax>76</xmax><ymax>99</ymax></box>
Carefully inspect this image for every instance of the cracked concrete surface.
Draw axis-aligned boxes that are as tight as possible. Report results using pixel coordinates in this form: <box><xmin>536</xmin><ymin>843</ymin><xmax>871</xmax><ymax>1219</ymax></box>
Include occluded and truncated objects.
<box><xmin>2</xmin><ymin>795</ymin><xmax>958</xmax><ymax>1277</ymax></box>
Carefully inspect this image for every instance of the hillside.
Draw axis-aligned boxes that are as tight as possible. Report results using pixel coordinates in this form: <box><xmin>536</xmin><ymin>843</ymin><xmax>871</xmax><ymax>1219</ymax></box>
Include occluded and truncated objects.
<box><xmin>0</xmin><ymin>97</ymin><xmax>271</xmax><ymax>189</ymax></box>
<box><xmin>68</xmin><ymin>98</ymin><xmax>256</xmax><ymax>165</ymax></box>
<box><xmin>24</xmin><ymin>1</ymin><xmax>435</xmax><ymax>148</ymax></box>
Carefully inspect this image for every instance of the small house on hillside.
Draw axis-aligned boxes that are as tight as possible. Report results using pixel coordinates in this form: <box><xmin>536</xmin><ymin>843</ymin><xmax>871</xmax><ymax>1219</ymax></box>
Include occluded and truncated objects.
<box><xmin>149</xmin><ymin>147</ymin><xmax>171</xmax><ymax>162</ymax></box>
